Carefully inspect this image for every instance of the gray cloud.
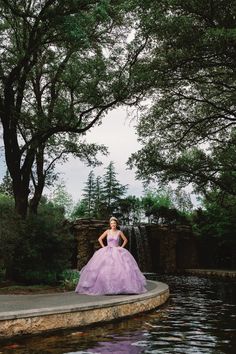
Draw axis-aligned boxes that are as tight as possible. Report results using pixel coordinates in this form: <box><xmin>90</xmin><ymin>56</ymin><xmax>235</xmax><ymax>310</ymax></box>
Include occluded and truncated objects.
<box><xmin>52</xmin><ymin>106</ymin><xmax>144</xmax><ymax>202</ymax></box>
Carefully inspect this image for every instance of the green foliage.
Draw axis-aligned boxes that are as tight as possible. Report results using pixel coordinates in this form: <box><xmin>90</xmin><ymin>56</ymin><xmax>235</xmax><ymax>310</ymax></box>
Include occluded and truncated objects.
<box><xmin>0</xmin><ymin>170</ymin><xmax>13</xmax><ymax>196</ymax></box>
<box><xmin>128</xmin><ymin>0</ymin><xmax>236</xmax><ymax>197</ymax></box>
<box><xmin>93</xmin><ymin>176</ymin><xmax>104</xmax><ymax>219</ymax></box>
<box><xmin>29</xmin><ymin>138</ymin><xmax>108</xmax><ymax>215</ymax></box>
<box><xmin>116</xmin><ymin>195</ymin><xmax>142</xmax><ymax>224</ymax></box>
<box><xmin>193</xmin><ymin>191</ymin><xmax>236</xmax><ymax>241</ymax></box>
<box><xmin>71</xmin><ymin>200</ymin><xmax>87</xmax><ymax>219</ymax></box>
<box><xmin>141</xmin><ymin>189</ymin><xmax>191</xmax><ymax>224</ymax></box>
<box><xmin>58</xmin><ymin>269</ymin><xmax>80</xmax><ymax>290</ymax></box>
<box><xmin>82</xmin><ymin>171</ymin><xmax>96</xmax><ymax>217</ymax></box>
<box><xmin>141</xmin><ymin>190</ymin><xmax>172</xmax><ymax>223</ymax></box>
<box><xmin>0</xmin><ymin>266</ymin><xmax>5</xmax><ymax>282</ymax></box>
<box><xmin>0</xmin><ymin>195</ymin><xmax>74</xmax><ymax>284</ymax></box>
<box><xmin>0</xmin><ymin>0</ymin><xmax>147</xmax><ymax>217</ymax></box>
<box><xmin>129</xmin><ymin>129</ymin><xmax>236</xmax><ymax>197</ymax></box>
<box><xmin>72</xmin><ymin>173</ymin><xmax>105</xmax><ymax>219</ymax></box>
<box><xmin>102</xmin><ymin>161</ymin><xmax>128</xmax><ymax>216</ymax></box>
<box><xmin>71</xmin><ymin>165</ymin><xmax>193</xmax><ymax>224</ymax></box>
<box><xmin>172</xmin><ymin>189</ymin><xmax>193</xmax><ymax>214</ymax></box>
<box><xmin>0</xmin><ymin>194</ymin><xmax>22</xmax><ymax>278</ymax></box>
<box><xmin>50</xmin><ymin>182</ymin><xmax>74</xmax><ymax>218</ymax></box>
<box><xmin>193</xmin><ymin>190</ymin><xmax>236</xmax><ymax>268</ymax></box>
<box><xmin>72</xmin><ymin>161</ymin><xmax>128</xmax><ymax>219</ymax></box>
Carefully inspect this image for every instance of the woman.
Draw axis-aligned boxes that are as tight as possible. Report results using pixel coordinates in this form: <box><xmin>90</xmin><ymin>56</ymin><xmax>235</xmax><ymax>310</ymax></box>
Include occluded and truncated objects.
<box><xmin>75</xmin><ymin>216</ymin><xmax>147</xmax><ymax>295</ymax></box>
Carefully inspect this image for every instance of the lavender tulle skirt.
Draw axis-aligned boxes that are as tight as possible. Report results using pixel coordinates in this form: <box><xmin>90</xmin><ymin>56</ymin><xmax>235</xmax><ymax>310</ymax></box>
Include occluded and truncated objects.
<box><xmin>75</xmin><ymin>245</ymin><xmax>148</xmax><ymax>295</ymax></box>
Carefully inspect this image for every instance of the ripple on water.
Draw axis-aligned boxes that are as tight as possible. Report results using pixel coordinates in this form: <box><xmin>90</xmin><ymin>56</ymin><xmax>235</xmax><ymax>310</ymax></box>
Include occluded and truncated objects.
<box><xmin>0</xmin><ymin>275</ymin><xmax>235</xmax><ymax>354</ymax></box>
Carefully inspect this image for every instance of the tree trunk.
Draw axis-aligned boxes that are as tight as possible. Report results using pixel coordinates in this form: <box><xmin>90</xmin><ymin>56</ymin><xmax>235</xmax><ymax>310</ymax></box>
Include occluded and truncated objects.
<box><xmin>13</xmin><ymin>182</ymin><xmax>30</xmax><ymax>218</ymax></box>
<box><xmin>29</xmin><ymin>195</ymin><xmax>40</xmax><ymax>215</ymax></box>
<box><xmin>1</xmin><ymin>83</ymin><xmax>30</xmax><ymax>218</ymax></box>
<box><xmin>29</xmin><ymin>146</ymin><xmax>45</xmax><ymax>215</ymax></box>
<box><xmin>29</xmin><ymin>182</ymin><xmax>44</xmax><ymax>214</ymax></box>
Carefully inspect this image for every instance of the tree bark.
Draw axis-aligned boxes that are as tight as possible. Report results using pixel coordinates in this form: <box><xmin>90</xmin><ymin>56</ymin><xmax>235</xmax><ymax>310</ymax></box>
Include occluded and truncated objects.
<box><xmin>29</xmin><ymin>145</ymin><xmax>46</xmax><ymax>214</ymax></box>
<box><xmin>14</xmin><ymin>186</ymin><xmax>30</xmax><ymax>219</ymax></box>
<box><xmin>29</xmin><ymin>187</ymin><xmax>43</xmax><ymax>214</ymax></box>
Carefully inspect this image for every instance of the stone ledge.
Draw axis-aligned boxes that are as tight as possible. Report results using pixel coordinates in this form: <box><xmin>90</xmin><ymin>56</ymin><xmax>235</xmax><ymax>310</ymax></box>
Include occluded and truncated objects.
<box><xmin>185</xmin><ymin>268</ymin><xmax>236</xmax><ymax>278</ymax></box>
<box><xmin>0</xmin><ymin>280</ymin><xmax>169</xmax><ymax>339</ymax></box>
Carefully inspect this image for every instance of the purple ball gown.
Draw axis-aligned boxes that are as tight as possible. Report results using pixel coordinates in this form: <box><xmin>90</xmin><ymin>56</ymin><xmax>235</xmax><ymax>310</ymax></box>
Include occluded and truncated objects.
<box><xmin>75</xmin><ymin>229</ymin><xmax>148</xmax><ymax>295</ymax></box>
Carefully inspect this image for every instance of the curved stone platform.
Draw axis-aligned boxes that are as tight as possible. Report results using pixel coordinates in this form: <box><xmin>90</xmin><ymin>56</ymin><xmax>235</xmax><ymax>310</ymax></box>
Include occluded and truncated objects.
<box><xmin>0</xmin><ymin>280</ymin><xmax>169</xmax><ymax>339</ymax></box>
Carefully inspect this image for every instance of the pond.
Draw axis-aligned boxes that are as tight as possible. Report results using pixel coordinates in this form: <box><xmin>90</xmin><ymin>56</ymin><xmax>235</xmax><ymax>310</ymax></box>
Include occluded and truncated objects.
<box><xmin>0</xmin><ymin>275</ymin><xmax>235</xmax><ymax>354</ymax></box>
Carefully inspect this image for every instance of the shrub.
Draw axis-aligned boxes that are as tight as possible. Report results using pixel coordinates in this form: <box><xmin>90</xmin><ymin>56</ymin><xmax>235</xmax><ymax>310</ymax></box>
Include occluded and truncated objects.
<box><xmin>0</xmin><ymin>195</ymin><xmax>75</xmax><ymax>284</ymax></box>
<box><xmin>58</xmin><ymin>269</ymin><xmax>80</xmax><ymax>290</ymax></box>
<box><xmin>0</xmin><ymin>194</ymin><xmax>22</xmax><ymax>281</ymax></box>
<box><xmin>0</xmin><ymin>266</ymin><xmax>5</xmax><ymax>282</ymax></box>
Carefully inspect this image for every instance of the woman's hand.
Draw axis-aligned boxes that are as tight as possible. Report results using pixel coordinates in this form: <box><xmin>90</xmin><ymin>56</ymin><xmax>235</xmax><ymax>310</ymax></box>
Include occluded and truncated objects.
<box><xmin>98</xmin><ymin>229</ymin><xmax>108</xmax><ymax>248</ymax></box>
<box><xmin>119</xmin><ymin>231</ymin><xmax>128</xmax><ymax>248</ymax></box>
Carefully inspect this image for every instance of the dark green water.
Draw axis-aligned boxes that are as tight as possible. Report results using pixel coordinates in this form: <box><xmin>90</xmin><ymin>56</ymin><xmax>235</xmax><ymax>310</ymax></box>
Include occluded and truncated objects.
<box><xmin>0</xmin><ymin>275</ymin><xmax>235</xmax><ymax>354</ymax></box>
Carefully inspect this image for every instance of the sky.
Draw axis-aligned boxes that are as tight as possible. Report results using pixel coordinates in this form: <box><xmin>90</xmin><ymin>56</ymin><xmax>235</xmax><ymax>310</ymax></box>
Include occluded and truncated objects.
<box><xmin>0</xmin><ymin>106</ymin><xmax>199</xmax><ymax>207</ymax></box>
<box><xmin>52</xmin><ymin>106</ymin><xmax>145</xmax><ymax>203</ymax></box>
<box><xmin>0</xmin><ymin>106</ymin><xmax>145</xmax><ymax>202</ymax></box>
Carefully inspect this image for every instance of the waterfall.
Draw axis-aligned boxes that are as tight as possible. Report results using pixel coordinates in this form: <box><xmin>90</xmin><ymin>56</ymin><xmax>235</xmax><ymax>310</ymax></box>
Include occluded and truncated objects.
<box><xmin>120</xmin><ymin>225</ymin><xmax>132</xmax><ymax>252</ymax></box>
<box><xmin>121</xmin><ymin>225</ymin><xmax>153</xmax><ymax>273</ymax></box>
<box><xmin>133</xmin><ymin>226</ymin><xmax>147</xmax><ymax>272</ymax></box>
<box><xmin>126</xmin><ymin>226</ymin><xmax>132</xmax><ymax>253</ymax></box>
<box><xmin>140</xmin><ymin>225</ymin><xmax>153</xmax><ymax>272</ymax></box>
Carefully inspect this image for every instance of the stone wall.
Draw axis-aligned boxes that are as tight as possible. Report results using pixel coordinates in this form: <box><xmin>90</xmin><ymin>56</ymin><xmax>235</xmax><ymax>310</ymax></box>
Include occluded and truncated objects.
<box><xmin>73</xmin><ymin>219</ymin><xmax>109</xmax><ymax>270</ymax></box>
<box><xmin>72</xmin><ymin>219</ymin><xmax>199</xmax><ymax>273</ymax></box>
<box><xmin>196</xmin><ymin>237</ymin><xmax>236</xmax><ymax>270</ymax></box>
<box><xmin>146</xmin><ymin>224</ymin><xmax>198</xmax><ymax>273</ymax></box>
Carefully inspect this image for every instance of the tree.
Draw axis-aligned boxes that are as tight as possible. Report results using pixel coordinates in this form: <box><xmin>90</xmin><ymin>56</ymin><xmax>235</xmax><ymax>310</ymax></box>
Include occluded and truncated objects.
<box><xmin>102</xmin><ymin>161</ymin><xmax>128</xmax><ymax>216</ymax></box>
<box><xmin>81</xmin><ymin>170</ymin><xmax>96</xmax><ymax>217</ymax></box>
<box><xmin>0</xmin><ymin>169</ymin><xmax>13</xmax><ymax>196</ymax></box>
<box><xmin>141</xmin><ymin>190</ymin><xmax>173</xmax><ymax>223</ymax></box>
<box><xmin>129</xmin><ymin>128</ymin><xmax>236</xmax><ymax>197</ymax></box>
<box><xmin>71</xmin><ymin>200</ymin><xmax>87</xmax><ymax>219</ymax></box>
<box><xmin>93</xmin><ymin>176</ymin><xmax>104</xmax><ymax>219</ymax></box>
<box><xmin>128</xmin><ymin>0</ymin><xmax>236</xmax><ymax>196</ymax></box>
<box><xmin>50</xmin><ymin>182</ymin><xmax>74</xmax><ymax>218</ymax></box>
<box><xmin>140</xmin><ymin>188</ymin><xmax>190</xmax><ymax>224</ymax></box>
<box><xmin>117</xmin><ymin>195</ymin><xmax>142</xmax><ymax>224</ymax></box>
<box><xmin>0</xmin><ymin>0</ymin><xmax>147</xmax><ymax>218</ymax></box>
<box><xmin>73</xmin><ymin>163</ymin><xmax>128</xmax><ymax>219</ymax></box>
<box><xmin>193</xmin><ymin>190</ymin><xmax>236</xmax><ymax>268</ymax></box>
<box><xmin>29</xmin><ymin>138</ymin><xmax>108</xmax><ymax>214</ymax></box>
<box><xmin>0</xmin><ymin>196</ymin><xmax>74</xmax><ymax>283</ymax></box>
<box><xmin>173</xmin><ymin>189</ymin><xmax>193</xmax><ymax>213</ymax></box>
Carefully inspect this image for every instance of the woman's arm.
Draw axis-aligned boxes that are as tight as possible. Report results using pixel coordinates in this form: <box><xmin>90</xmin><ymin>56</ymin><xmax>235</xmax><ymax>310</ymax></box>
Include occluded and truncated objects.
<box><xmin>98</xmin><ymin>230</ymin><xmax>108</xmax><ymax>248</ymax></box>
<box><xmin>119</xmin><ymin>231</ymin><xmax>128</xmax><ymax>248</ymax></box>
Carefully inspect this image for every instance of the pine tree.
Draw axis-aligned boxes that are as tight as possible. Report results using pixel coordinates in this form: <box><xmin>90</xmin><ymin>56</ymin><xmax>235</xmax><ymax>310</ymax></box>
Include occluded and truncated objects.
<box><xmin>82</xmin><ymin>171</ymin><xmax>96</xmax><ymax>217</ymax></box>
<box><xmin>71</xmin><ymin>200</ymin><xmax>87</xmax><ymax>219</ymax></box>
<box><xmin>102</xmin><ymin>162</ymin><xmax>128</xmax><ymax>216</ymax></box>
<box><xmin>0</xmin><ymin>170</ymin><xmax>13</xmax><ymax>196</ymax></box>
<box><xmin>93</xmin><ymin>176</ymin><xmax>103</xmax><ymax>219</ymax></box>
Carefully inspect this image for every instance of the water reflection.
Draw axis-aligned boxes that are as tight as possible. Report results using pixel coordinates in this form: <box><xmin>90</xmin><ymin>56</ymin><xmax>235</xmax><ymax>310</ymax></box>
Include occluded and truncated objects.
<box><xmin>0</xmin><ymin>275</ymin><xmax>235</xmax><ymax>354</ymax></box>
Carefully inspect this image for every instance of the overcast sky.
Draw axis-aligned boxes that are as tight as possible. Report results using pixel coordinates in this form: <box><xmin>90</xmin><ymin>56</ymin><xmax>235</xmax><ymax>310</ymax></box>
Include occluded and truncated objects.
<box><xmin>52</xmin><ymin>106</ymin><xmax>145</xmax><ymax>202</ymax></box>
<box><xmin>0</xmin><ymin>106</ymin><xmax>145</xmax><ymax>202</ymax></box>
<box><xmin>0</xmin><ymin>106</ymin><xmax>199</xmax><ymax>206</ymax></box>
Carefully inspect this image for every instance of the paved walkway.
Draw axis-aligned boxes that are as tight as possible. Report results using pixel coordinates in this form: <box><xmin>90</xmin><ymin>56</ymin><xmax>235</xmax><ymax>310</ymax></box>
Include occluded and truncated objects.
<box><xmin>0</xmin><ymin>280</ymin><xmax>170</xmax><ymax>338</ymax></box>
<box><xmin>0</xmin><ymin>280</ymin><xmax>162</xmax><ymax>317</ymax></box>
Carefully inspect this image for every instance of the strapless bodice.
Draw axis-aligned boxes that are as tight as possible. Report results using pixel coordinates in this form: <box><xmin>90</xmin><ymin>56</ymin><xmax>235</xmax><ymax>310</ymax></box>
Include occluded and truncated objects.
<box><xmin>107</xmin><ymin>230</ymin><xmax>120</xmax><ymax>247</ymax></box>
